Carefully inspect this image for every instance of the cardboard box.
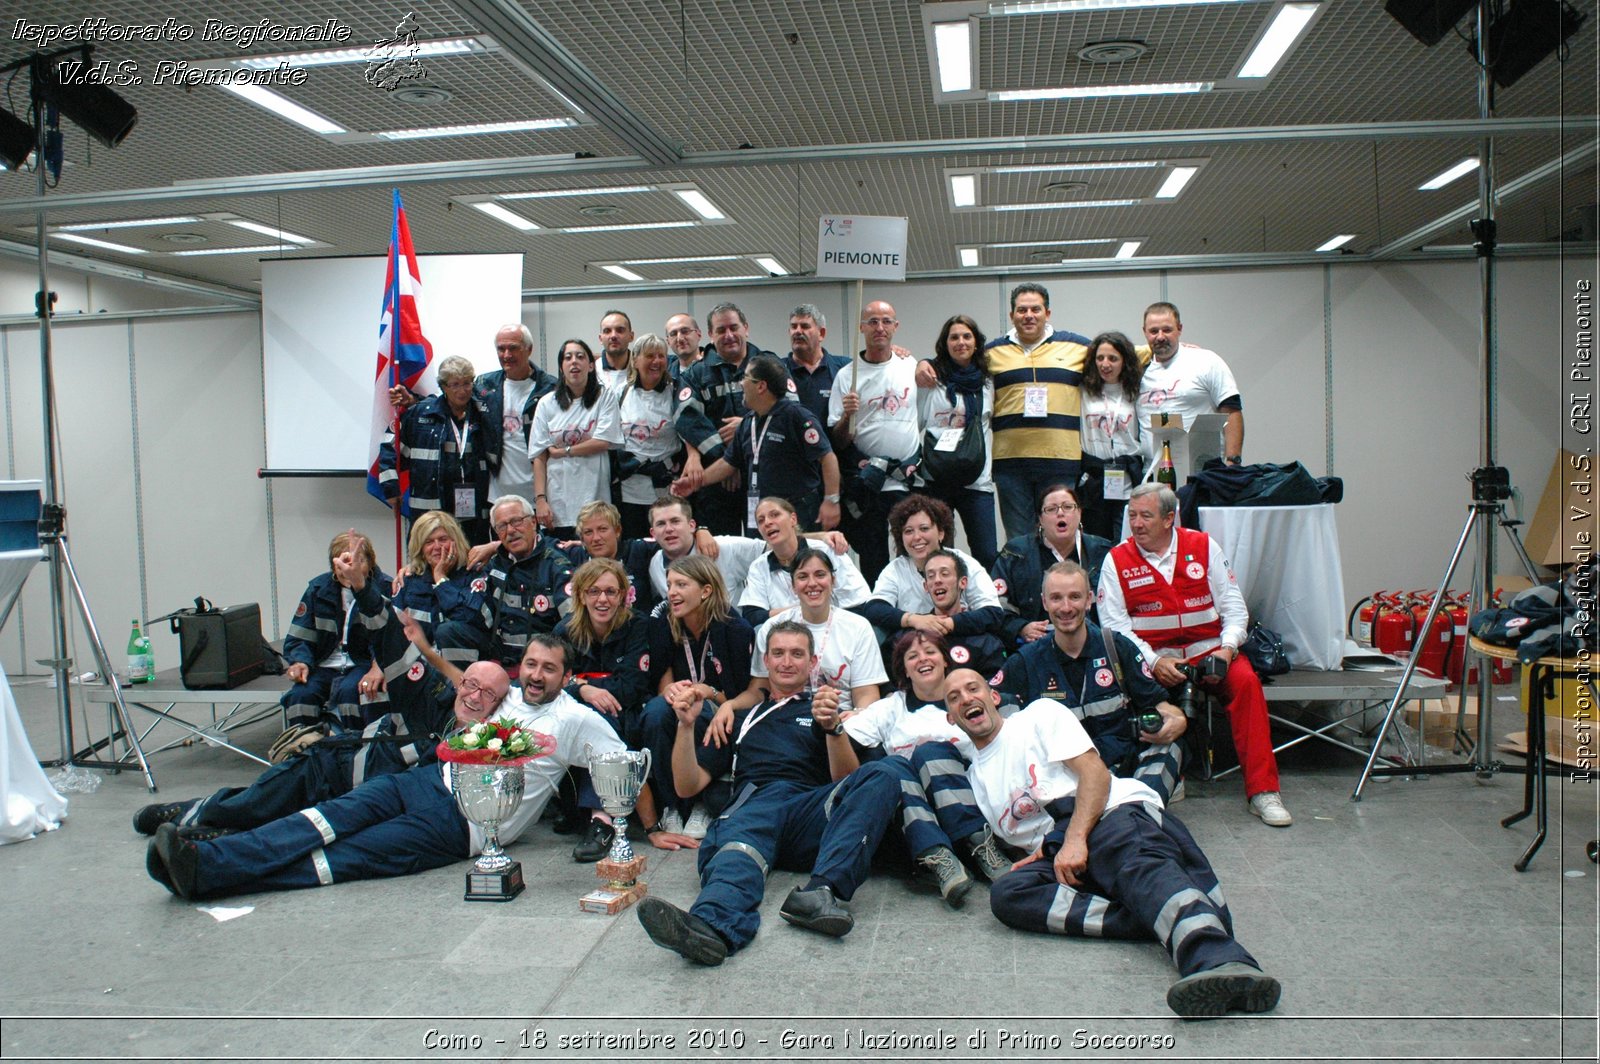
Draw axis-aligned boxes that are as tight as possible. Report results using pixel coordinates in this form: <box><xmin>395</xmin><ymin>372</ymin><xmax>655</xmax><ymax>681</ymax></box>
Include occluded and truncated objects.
<box><xmin>1403</xmin><ymin>699</ymin><xmax>1483</xmax><ymax>747</ymax></box>
<box><xmin>1522</xmin><ymin>449</ymin><xmax>1598</xmax><ymax>569</ymax></box>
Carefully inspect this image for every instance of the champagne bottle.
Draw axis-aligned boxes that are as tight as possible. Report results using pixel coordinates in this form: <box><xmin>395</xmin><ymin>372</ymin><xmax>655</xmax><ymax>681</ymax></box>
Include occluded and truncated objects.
<box><xmin>126</xmin><ymin>619</ymin><xmax>154</xmax><ymax>684</ymax></box>
<box><xmin>1155</xmin><ymin>441</ymin><xmax>1177</xmax><ymax>488</ymax></box>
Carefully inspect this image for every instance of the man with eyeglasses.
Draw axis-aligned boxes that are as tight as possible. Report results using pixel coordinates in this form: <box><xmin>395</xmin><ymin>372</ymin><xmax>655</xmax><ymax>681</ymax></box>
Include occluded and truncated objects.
<box><xmin>144</xmin><ymin>544</ymin><xmax>629</xmax><ymax>900</ymax></box>
<box><xmin>484</xmin><ymin>495</ymin><xmax>575</xmax><ymax>671</ymax></box>
<box><xmin>665</xmin><ymin>312</ymin><xmax>709</xmax><ymax>381</ymax></box>
<box><xmin>993</xmin><ymin>484</ymin><xmax>1113</xmax><ymax>648</ymax></box>
<box><xmin>829</xmin><ymin>299</ymin><xmax>920</xmax><ymax>585</ymax></box>
<box><xmin>670</xmin><ymin>354</ymin><xmax>840</xmax><ymax>535</ymax></box>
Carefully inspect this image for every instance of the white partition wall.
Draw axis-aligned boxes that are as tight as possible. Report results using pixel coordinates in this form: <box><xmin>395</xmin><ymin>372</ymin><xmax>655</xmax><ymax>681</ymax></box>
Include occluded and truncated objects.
<box><xmin>0</xmin><ymin>254</ymin><xmax>1581</xmax><ymax>675</ymax></box>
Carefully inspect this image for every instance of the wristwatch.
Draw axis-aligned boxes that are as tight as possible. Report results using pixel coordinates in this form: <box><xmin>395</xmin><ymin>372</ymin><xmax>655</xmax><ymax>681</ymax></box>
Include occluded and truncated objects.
<box><xmin>829</xmin><ymin>721</ymin><xmax>847</xmax><ymax>736</ymax></box>
<box><xmin>822</xmin><ymin>493</ymin><xmax>841</xmax><ymax>503</ymax></box>
<box><xmin>1224</xmin><ymin>455</ymin><xmax>1242</xmax><ymax>466</ymax></box>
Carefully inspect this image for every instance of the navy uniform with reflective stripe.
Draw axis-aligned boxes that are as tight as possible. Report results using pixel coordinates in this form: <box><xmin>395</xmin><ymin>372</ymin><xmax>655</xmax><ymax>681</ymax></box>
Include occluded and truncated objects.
<box><xmin>179</xmin><ymin>580</ymin><xmax>456</xmax><ymax>831</ymax></box>
<box><xmin>674</xmin><ymin>342</ymin><xmax>771</xmax><ymax>533</ymax></box>
<box><xmin>783</xmin><ymin>349</ymin><xmax>852</xmax><ymax>425</ymax></box>
<box><xmin>553</xmin><ymin>612</ymin><xmax>653</xmax><ymax>741</ymax></box>
<box><xmin>992</xmin><ymin>529</ymin><xmax>1113</xmax><ymax>645</ymax></box>
<box><xmin>391</xmin><ymin>569</ymin><xmax>495</xmax><ymax>666</ymax></box>
<box><xmin>723</xmin><ymin>397</ymin><xmax>833</xmax><ymax>530</ymax></box>
<box><xmin>485</xmin><ymin>539</ymin><xmax>575</xmax><ymax>668</ymax></box>
<box><xmin>995</xmin><ymin>621</ymin><xmax>1183</xmax><ymax>801</ymax></box>
<box><xmin>376</xmin><ymin>394</ymin><xmax>499</xmax><ymax>542</ymax></box>
<box><xmin>473</xmin><ymin>367</ymin><xmax>558</xmax><ymax>465</ymax></box>
<box><xmin>281</xmin><ymin>571</ymin><xmax>393</xmax><ymax>731</ymax></box>
<box><xmin>674</xmin><ymin>693</ymin><xmax>911</xmax><ymax>952</ymax></box>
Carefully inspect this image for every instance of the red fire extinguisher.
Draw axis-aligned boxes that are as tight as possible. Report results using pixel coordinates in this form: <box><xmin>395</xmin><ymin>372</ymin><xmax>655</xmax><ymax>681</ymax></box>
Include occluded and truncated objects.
<box><xmin>1461</xmin><ymin>587</ymin><xmax>1515</xmax><ymax>686</ymax></box>
<box><xmin>1372</xmin><ymin>593</ymin><xmax>1415</xmax><ymax>658</ymax></box>
<box><xmin>1410</xmin><ymin>590</ymin><xmax>1452</xmax><ymax>679</ymax></box>
<box><xmin>1442</xmin><ymin>591</ymin><xmax>1471</xmax><ymax>686</ymax></box>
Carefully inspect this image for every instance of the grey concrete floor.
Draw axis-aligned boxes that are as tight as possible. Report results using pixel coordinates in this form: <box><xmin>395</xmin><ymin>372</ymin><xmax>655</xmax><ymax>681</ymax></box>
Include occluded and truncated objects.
<box><xmin>1</xmin><ymin>674</ymin><xmax>1596</xmax><ymax>1064</ymax></box>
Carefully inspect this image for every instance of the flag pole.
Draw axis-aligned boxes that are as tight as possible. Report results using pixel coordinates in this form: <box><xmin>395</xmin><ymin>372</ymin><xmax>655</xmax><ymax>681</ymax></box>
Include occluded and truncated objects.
<box><xmin>846</xmin><ymin>278</ymin><xmax>863</xmax><ymax>432</ymax></box>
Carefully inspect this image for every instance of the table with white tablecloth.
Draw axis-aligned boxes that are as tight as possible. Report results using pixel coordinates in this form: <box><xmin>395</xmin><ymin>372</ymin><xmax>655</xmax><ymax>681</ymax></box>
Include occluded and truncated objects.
<box><xmin>1198</xmin><ymin>504</ymin><xmax>1345</xmax><ymax>670</ymax></box>
<box><xmin>1</xmin><ymin>548</ymin><xmax>67</xmax><ymax>844</ymax></box>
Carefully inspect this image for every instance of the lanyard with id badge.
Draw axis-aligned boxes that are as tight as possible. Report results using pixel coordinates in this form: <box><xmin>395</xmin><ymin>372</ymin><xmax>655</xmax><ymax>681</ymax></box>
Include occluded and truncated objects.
<box><xmin>447</xmin><ymin>415</ymin><xmax>475</xmax><ymax>518</ymax></box>
<box><xmin>1023</xmin><ymin>349</ymin><xmax>1049</xmax><ymax>421</ymax></box>
<box><xmin>745</xmin><ymin>413</ymin><xmax>775</xmax><ymax>530</ymax></box>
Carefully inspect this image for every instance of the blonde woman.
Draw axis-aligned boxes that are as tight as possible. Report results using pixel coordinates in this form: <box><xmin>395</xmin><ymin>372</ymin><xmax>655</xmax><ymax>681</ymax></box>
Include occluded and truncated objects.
<box><xmin>391</xmin><ymin>511</ymin><xmax>493</xmax><ymax>667</ymax></box>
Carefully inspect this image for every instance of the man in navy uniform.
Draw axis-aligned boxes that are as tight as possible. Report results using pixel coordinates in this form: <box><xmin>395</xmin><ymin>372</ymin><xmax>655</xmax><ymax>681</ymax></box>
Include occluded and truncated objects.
<box><xmin>671</xmin><ymin>354</ymin><xmax>841</xmax><ymax>533</ymax></box>
<box><xmin>673</xmin><ymin>302</ymin><xmax>771</xmax><ymax>534</ymax></box>
<box><xmin>635</xmin><ymin>621</ymin><xmax>907</xmax><ymax>963</ymax></box>
<box><xmin>483</xmin><ymin>495</ymin><xmax>574</xmax><ymax>671</ymax></box>
<box><xmin>782</xmin><ymin>304</ymin><xmax>850</xmax><ymax>425</ymax></box>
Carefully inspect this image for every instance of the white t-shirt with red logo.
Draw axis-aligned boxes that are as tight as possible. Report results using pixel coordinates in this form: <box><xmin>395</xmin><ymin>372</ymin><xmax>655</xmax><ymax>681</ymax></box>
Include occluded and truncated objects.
<box><xmin>751</xmin><ymin>608</ymin><xmax>887</xmax><ymax>714</ymax></box>
<box><xmin>967</xmin><ymin>699</ymin><xmax>1160</xmax><ymax>851</ymax></box>
<box><xmin>529</xmin><ymin>389</ymin><xmax>623</xmax><ymax>527</ymax></box>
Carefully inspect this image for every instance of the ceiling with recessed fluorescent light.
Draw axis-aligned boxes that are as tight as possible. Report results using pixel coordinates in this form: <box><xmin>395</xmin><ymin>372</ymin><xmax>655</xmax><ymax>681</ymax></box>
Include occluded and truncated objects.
<box><xmin>0</xmin><ymin>0</ymin><xmax>1592</xmax><ymax>303</ymax></box>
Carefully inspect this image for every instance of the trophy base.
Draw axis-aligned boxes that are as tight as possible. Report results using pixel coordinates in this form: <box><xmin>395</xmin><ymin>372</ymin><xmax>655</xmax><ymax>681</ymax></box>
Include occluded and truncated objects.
<box><xmin>464</xmin><ymin>862</ymin><xmax>525</xmax><ymax>902</ymax></box>
<box><xmin>596</xmin><ymin>854</ymin><xmax>647</xmax><ymax>883</ymax></box>
<box><xmin>578</xmin><ymin>881</ymin><xmax>648</xmax><ymax>914</ymax></box>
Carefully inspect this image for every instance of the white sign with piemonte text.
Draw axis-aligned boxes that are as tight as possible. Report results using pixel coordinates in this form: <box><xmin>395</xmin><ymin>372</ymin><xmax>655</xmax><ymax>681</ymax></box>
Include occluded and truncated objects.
<box><xmin>815</xmin><ymin>215</ymin><xmax>908</xmax><ymax>281</ymax></box>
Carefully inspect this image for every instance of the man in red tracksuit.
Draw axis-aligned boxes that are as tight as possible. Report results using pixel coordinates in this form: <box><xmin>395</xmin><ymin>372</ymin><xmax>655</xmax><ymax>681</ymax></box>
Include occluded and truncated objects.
<box><xmin>1096</xmin><ymin>483</ymin><xmax>1290</xmax><ymax>828</ymax></box>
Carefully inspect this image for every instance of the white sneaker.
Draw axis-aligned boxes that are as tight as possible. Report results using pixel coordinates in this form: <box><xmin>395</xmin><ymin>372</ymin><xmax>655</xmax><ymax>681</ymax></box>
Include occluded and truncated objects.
<box><xmin>658</xmin><ymin>809</ymin><xmax>684</xmax><ymax>835</ymax></box>
<box><xmin>1248</xmin><ymin>791</ymin><xmax>1292</xmax><ymax>827</ymax></box>
<box><xmin>683</xmin><ymin>805</ymin><xmax>712</xmax><ymax>839</ymax></box>
<box><xmin>1168</xmin><ymin>780</ymin><xmax>1186</xmax><ymax>805</ymax></box>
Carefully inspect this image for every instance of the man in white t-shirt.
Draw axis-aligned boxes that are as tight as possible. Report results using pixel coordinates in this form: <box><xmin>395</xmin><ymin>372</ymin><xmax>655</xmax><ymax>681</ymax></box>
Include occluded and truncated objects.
<box><xmin>645</xmin><ymin>495</ymin><xmax>766</xmax><ymax>604</ymax></box>
<box><xmin>829</xmin><ymin>299</ymin><xmax>921</xmax><ymax>584</ymax></box>
<box><xmin>474</xmin><ymin>324</ymin><xmax>557</xmax><ymax>504</ymax></box>
<box><xmin>939</xmin><ymin>668</ymin><xmax>1280</xmax><ymax>1020</ymax></box>
<box><xmin>1137</xmin><ymin>302</ymin><xmax>1244</xmax><ymax>466</ymax></box>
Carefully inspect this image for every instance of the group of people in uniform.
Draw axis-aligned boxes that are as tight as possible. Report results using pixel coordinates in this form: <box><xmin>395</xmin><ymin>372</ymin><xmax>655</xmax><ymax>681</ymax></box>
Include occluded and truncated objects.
<box><xmin>131</xmin><ymin>285</ymin><xmax>1289</xmax><ymax>1019</ymax></box>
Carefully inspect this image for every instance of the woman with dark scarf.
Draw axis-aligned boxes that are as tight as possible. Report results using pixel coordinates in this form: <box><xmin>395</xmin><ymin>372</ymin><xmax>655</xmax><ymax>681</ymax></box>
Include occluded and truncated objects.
<box><xmin>915</xmin><ymin>314</ymin><xmax>996</xmax><ymax>569</ymax></box>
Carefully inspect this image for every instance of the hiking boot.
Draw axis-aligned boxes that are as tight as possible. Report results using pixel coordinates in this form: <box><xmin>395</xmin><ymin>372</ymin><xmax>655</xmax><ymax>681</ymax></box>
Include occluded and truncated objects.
<box><xmin>132</xmin><ymin>801</ymin><xmax>194</xmax><ymax>836</ymax></box>
<box><xmin>1166</xmin><ymin>962</ymin><xmax>1281</xmax><ymax>1019</ymax></box>
<box><xmin>917</xmin><ymin>846</ymin><xmax>972</xmax><ymax>908</ymax></box>
<box><xmin>964</xmin><ymin>828</ymin><xmax>1013</xmax><ymax>882</ymax></box>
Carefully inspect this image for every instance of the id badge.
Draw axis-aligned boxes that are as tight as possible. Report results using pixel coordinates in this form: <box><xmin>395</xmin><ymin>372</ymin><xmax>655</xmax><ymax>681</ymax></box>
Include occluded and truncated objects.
<box><xmin>934</xmin><ymin>427</ymin><xmax>964</xmax><ymax>452</ymax></box>
<box><xmin>1103</xmin><ymin>468</ymin><xmax>1131</xmax><ymax>501</ymax></box>
<box><xmin>454</xmin><ymin>487</ymin><xmax>475</xmax><ymax>518</ymax></box>
<box><xmin>746</xmin><ymin>493</ymin><xmax>760</xmax><ymax>530</ymax></box>
<box><xmin>1023</xmin><ymin>384</ymin><xmax>1048</xmax><ymax>419</ymax></box>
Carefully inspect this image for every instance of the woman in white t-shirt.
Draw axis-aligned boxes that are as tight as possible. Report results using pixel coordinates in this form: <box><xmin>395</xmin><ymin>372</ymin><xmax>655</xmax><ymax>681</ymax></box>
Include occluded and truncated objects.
<box><xmin>1078</xmin><ymin>330</ymin><xmax>1145</xmax><ymax>542</ymax></box>
<box><xmin>531</xmin><ymin>339</ymin><xmax>623</xmax><ymax>538</ymax></box>
<box><xmin>737</xmin><ymin>496</ymin><xmax>869</xmax><ymax>627</ymax></box>
<box><xmin>842</xmin><ymin>630</ymin><xmax>973</xmax><ymax>760</ymax></box>
<box><xmin>713</xmin><ymin>547</ymin><xmax>886</xmax><ymax>742</ymax></box>
<box><xmin>612</xmin><ymin>333</ymin><xmax>687</xmax><ymax>541</ymax></box>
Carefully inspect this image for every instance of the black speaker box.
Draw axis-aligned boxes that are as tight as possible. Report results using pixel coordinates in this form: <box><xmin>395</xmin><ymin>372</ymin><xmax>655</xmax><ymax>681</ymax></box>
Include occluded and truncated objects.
<box><xmin>1386</xmin><ymin>0</ymin><xmax>1478</xmax><ymax>46</ymax></box>
<box><xmin>172</xmin><ymin>603</ymin><xmax>265</xmax><ymax>689</ymax></box>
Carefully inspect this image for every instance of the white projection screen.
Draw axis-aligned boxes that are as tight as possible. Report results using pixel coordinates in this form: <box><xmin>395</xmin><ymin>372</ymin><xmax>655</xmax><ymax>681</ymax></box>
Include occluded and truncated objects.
<box><xmin>261</xmin><ymin>253</ymin><xmax>523</xmax><ymax>471</ymax></box>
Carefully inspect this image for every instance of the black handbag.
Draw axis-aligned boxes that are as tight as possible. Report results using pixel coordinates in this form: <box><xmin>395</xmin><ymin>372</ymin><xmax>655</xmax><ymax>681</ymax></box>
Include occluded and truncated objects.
<box><xmin>920</xmin><ymin>415</ymin><xmax>986</xmax><ymax>490</ymax></box>
<box><xmin>1241</xmin><ymin>623</ymin><xmax>1291</xmax><ymax>678</ymax></box>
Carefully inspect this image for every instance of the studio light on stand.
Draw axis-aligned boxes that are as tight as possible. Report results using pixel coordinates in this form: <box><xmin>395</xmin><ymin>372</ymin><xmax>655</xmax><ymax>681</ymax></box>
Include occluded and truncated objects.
<box><xmin>0</xmin><ymin>48</ymin><xmax>155</xmax><ymax>790</ymax></box>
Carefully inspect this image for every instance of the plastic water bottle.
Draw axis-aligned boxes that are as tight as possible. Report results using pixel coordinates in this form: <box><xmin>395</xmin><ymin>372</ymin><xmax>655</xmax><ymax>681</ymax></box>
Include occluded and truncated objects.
<box><xmin>126</xmin><ymin>619</ymin><xmax>154</xmax><ymax>684</ymax></box>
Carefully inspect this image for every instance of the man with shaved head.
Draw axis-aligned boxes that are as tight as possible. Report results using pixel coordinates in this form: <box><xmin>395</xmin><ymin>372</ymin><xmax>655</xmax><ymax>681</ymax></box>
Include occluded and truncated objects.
<box><xmin>936</xmin><ymin>666</ymin><xmax>1280</xmax><ymax>1020</ymax></box>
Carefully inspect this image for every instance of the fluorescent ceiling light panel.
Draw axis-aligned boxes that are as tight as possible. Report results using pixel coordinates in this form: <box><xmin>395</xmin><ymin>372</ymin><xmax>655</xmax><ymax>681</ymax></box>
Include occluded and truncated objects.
<box><xmin>1115</xmin><ymin>241</ymin><xmax>1142</xmax><ymax>259</ymax></box>
<box><xmin>653</xmin><ymin>274</ymin><xmax>761</xmax><ymax>285</ymax></box>
<box><xmin>1153</xmin><ymin>166</ymin><xmax>1198</xmax><ymax>198</ymax></box>
<box><xmin>52</xmin><ymin>233</ymin><xmax>146</xmax><ymax>254</ymax></box>
<box><xmin>990</xmin><ymin>199</ymin><xmax>1140</xmax><ymax>211</ymax></box>
<box><xmin>471</xmin><ymin>202</ymin><xmax>541</xmax><ymax>231</ymax></box>
<box><xmin>375</xmin><ymin>118</ymin><xmax>577</xmax><ymax>140</ymax></box>
<box><xmin>754</xmin><ymin>257</ymin><xmax>788</xmax><ymax>275</ymax></box>
<box><xmin>57</xmin><ymin>216</ymin><xmax>199</xmax><ymax>231</ymax></box>
<box><xmin>1237</xmin><ymin>2</ymin><xmax>1319</xmax><ymax>78</ymax></box>
<box><xmin>229</xmin><ymin>220</ymin><xmax>316</xmax><ymax>244</ymax></box>
<box><xmin>950</xmin><ymin>174</ymin><xmax>978</xmax><ymax>207</ymax></box>
<box><xmin>985</xmin><ymin>238</ymin><xmax>1116</xmax><ymax>248</ymax></box>
<box><xmin>959</xmin><ymin>247</ymin><xmax>980</xmax><ymax>268</ymax></box>
<box><xmin>1315</xmin><ymin>233</ymin><xmax>1355</xmax><ymax>252</ymax></box>
<box><xmin>220</xmin><ymin>84</ymin><xmax>346</xmax><ymax>134</ymax></box>
<box><xmin>990</xmin><ymin>82</ymin><xmax>1212</xmax><ymax>101</ymax></box>
<box><xmin>673</xmin><ymin>189</ymin><xmax>726</xmax><ymax>220</ymax></box>
<box><xmin>989</xmin><ymin>160</ymin><xmax>1161</xmax><ymax>174</ymax></box>
<box><xmin>498</xmin><ymin>185</ymin><xmax>655</xmax><ymax>200</ymax></box>
<box><xmin>933</xmin><ymin>21</ymin><xmax>973</xmax><ymax>93</ymax></box>
<box><xmin>1419</xmin><ymin>158</ymin><xmax>1480</xmax><ymax>190</ymax></box>
<box><xmin>562</xmin><ymin>220</ymin><xmax>697</xmax><ymax>234</ymax></box>
<box><xmin>602</xmin><ymin>265</ymin><xmax>644</xmax><ymax>282</ymax></box>
<box><xmin>992</xmin><ymin>0</ymin><xmax>1254</xmax><ymax>14</ymax></box>
<box><xmin>625</xmin><ymin>255</ymin><xmax>739</xmax><ymax>265</ymax></box>
<box><xmin>229</xmin><ymin>38</ymin><xmax>484</xmax><ymax>69</ymax></box>
<box><xmin>168</xmin><ymin>245</ymin><xmax>284</xmax><ymax>256</ymax></box>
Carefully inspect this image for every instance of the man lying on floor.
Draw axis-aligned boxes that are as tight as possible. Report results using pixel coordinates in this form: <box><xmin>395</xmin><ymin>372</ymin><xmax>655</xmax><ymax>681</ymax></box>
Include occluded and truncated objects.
<box><xmin>144</xmin><ymin>543</ymin><xmax>627</xmax><ymax>899</ymax></box>
<box><xmin>938</xmin><ymin>668</ymin><xmax>1282</xmax><ymax>1020</ymax></box>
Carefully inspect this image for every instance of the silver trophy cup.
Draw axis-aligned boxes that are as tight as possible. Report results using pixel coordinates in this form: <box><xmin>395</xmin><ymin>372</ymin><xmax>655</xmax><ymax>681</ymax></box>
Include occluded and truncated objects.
<box><xmin>586</xmin><ymin>746</ymin><xmax>652</xmax><ymax>868</ymax></box>
<box><xmin>450</xmin><ymin>760</ymin><xmax>527</xmax><ymax>901</ymax></box>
